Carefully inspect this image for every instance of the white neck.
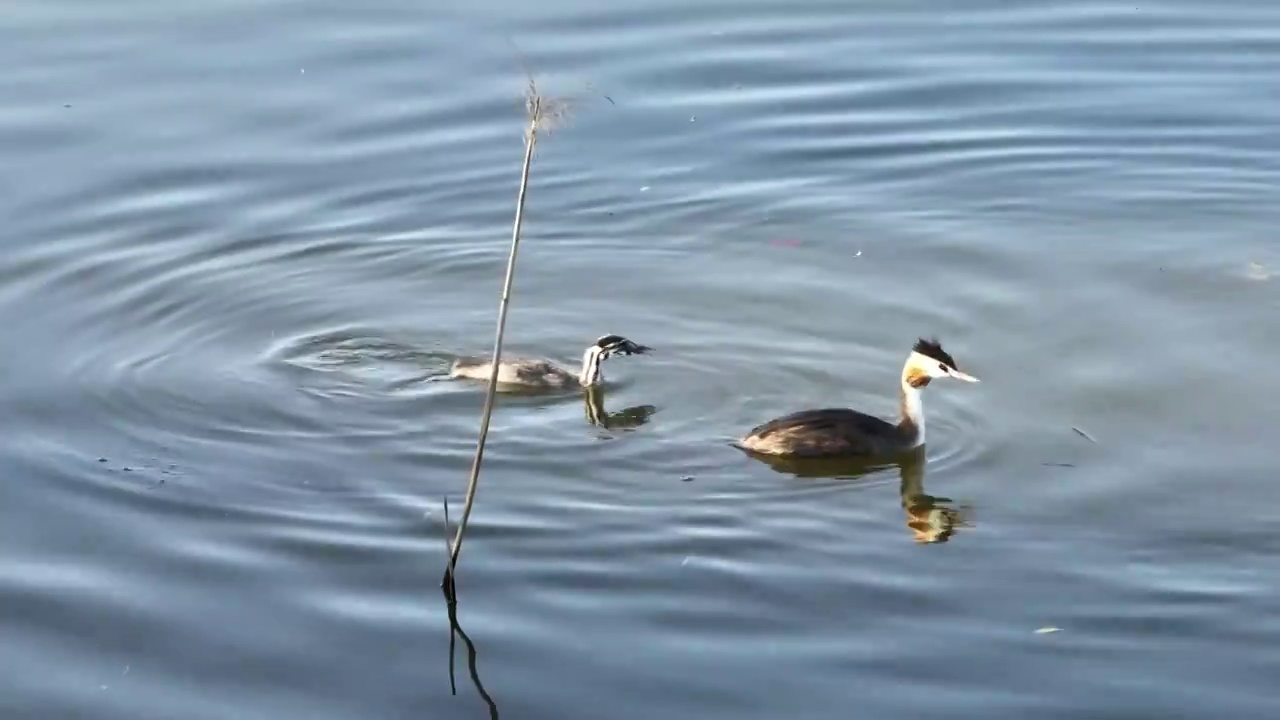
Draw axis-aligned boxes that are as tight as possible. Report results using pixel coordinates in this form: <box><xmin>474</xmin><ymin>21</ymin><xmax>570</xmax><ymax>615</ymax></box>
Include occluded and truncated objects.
<box><xmin>900</xmin><ymin>379</ymin><xmax>926</xmax><ymax>446</ymax></box>
<box><xmin>578</xmin><ymin>346</ymin><xmax>604</xmax><ymax>386</ymax></box>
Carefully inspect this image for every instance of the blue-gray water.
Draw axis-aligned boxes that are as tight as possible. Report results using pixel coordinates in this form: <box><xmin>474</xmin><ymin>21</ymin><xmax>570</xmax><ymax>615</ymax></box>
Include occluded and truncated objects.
<box><xmin>3</xmin><ymin>1</ymin><xmax>1280</xmax><ymax>717</ymax></box>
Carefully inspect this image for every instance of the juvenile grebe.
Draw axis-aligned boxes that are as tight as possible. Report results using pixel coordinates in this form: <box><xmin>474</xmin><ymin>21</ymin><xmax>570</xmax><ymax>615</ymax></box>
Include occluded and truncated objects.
<box><xmin>448</xmin><ymin>334</ymin><xmax>651</xmax><ymax>391</ymax></box>
<box><xmin>734</xmin><ymin>338</ymin><xmax>978</xmax><ymax>458</ymax></box>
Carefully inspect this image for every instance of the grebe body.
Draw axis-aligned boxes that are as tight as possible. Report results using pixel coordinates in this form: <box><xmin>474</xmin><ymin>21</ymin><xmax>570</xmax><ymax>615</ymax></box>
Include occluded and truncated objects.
<box><xmin>735</xmin><ymin>338</ymin><xmax>977</xmax><ymax>459</ymax></box>
<box><xmin>449</xmin><ymin>334</ymin><xmax>651</xmax><ymax>391</ymax></box>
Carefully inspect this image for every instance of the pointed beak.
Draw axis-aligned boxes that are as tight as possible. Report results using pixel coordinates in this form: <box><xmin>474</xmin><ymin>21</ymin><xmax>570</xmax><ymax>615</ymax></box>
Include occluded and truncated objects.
<box><xmin>948</xmin><ymin>369</ymin><xmax>979</xmax><ymax>383</ymax></box>
<box><xmin>632</xmin><ymin>344</ymin><xmax>653</xmax><ymax>355</ymax></box>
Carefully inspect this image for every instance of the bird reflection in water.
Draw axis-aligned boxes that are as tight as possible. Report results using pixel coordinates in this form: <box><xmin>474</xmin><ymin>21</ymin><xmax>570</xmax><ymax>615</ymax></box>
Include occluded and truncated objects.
<box><xmin>583</xmin><ymin>385</ymin><xmax>658</xmax><ymax>431</ymax></box>
<box><xmin>741</xmin><ymin>446</ymin><xmax>973</xmax><ymax>544</ymax></box>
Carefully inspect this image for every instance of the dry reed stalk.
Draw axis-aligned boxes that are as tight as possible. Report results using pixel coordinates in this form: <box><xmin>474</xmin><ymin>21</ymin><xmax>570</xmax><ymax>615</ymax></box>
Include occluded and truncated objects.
<box><xmin>442</xmin><ymin>77</ymin><xmax>570</xmax><ymax>594</ymax></box>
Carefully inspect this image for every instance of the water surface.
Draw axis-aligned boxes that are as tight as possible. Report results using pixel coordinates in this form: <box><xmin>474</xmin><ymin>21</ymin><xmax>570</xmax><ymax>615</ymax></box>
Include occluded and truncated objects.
<box><xmin>3</xmin><ymin>0</ymin><xmax>1280</xmax><ymax>718</ymax></box>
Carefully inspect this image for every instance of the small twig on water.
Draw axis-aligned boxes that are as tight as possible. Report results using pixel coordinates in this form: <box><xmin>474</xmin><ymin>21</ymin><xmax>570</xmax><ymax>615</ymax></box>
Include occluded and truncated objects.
<box><xmin>1071</xmin><ymin>426</ymin><xmax>1097</xmax><ymax>443</ymax></box>
<box><xmin>442</xmin><ymin>71</ymin><xmax>571</xmax><ymax>592</ymax></box>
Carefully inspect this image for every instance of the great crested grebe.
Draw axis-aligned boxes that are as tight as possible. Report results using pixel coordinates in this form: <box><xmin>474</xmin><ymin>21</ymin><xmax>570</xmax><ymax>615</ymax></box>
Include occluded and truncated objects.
<box><xmin>734</xmin><ymin>338</ymin><xmax>978</xmax><ymax>458</ymax></box>
<box><xmin>448</xmin><ymin>334</ymin><xmax>651</xmax><ymax>391</ymax></box>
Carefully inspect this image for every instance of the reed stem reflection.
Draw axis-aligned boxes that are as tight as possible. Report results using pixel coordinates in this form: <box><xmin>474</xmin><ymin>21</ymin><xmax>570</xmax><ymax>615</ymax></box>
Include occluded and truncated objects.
<box><xmin>441</xmin><ymin>579</ymin><xmax>500</xmax><ymax>720</ymax></box>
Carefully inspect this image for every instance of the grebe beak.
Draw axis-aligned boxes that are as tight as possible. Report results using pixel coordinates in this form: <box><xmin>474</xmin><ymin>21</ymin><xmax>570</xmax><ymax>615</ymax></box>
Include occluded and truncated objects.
<box><xmin>947</xmin><ymin>368</ymin><xmax>979</xmax><ymax>383</ymax></box>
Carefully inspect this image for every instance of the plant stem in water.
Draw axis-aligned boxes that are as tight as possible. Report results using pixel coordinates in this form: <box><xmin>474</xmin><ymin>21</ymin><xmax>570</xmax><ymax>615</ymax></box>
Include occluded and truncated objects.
<box><xmin>444</xmin><ymin>96</ymin><xmax>543</xmax><ymax>590</ymax></box>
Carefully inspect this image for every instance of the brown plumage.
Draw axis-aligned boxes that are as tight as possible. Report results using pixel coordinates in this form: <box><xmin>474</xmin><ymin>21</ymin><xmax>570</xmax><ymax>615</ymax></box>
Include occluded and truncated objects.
<box><xmin>736</xmin><ymin>407</ymin><xmax>906</xmax><ymax>458</ymax></box>
<box><xmin>735</xmin><ymin>337</ymin><xmax>979</xmax><ymax>459</ymax></box>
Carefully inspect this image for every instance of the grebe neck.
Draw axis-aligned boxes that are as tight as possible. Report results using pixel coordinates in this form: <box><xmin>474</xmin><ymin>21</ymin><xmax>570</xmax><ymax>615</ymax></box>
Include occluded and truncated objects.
<box><xmin>578</xmin><ymin>346</ymin><xmax>605</xmax><ymax>386</ymax></box>
<box><xmin>898</xmin><ymin>373</ymin><xmax>928</xmax><ymax>447</ymax></box>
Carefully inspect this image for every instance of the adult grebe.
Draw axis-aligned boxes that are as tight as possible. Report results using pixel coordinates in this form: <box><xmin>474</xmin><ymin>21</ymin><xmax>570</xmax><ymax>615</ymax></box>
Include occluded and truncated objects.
<box><xmin>449</xmin><ymin>334</ymin><xmax>651</xmax><ymax>391</ymax></box>
<box><xmin>734</xmin><ymin>338</ymin><xmax>977</xmax><ymax>458</ymax></box>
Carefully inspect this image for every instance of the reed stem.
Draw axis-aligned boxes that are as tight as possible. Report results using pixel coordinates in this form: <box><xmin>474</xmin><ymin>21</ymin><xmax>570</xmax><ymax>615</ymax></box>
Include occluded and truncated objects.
<box><xmin>443</xmin><ymin>95</ymin><xmax>543</xmax><ymax>591</ymax></box>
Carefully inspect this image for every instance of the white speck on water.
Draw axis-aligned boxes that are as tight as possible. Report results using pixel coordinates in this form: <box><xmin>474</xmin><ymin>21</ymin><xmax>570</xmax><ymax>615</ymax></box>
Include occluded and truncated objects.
<box><xmin>640</xmin><ymin>186</ymin><xmax>650</xmax><ymax>192</ymax></box>
<box><xmin>690</xmin><ymin>115</ymin><xmax>696</xmax><ymax>122</ymax></box>
<box><xmin>1244</xmin><ymin>261</ymin><xmax>1271</xmax><ymax>281</ymax></box>
<box><xmin>1035</xmin><ymin>627</ymin><xmax>1062</xmax><ymax>634</ymax></box>
<box><xmin>855</xmin><ymin>251</ymin><xmax>862</xmax><ymax>256</ymax></box>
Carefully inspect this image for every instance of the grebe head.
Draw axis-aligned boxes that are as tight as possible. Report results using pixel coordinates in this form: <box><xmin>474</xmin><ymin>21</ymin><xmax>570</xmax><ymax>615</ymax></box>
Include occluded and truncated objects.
<box><xmin>904</xmin><ymin>337</ymin><xmax>979</xmax><ymax>387</ymax></box>
<box><xmin>593</xmin><ymin>334</ymin><xmax>652</xmax><ymax>358</ymax></box>
<box><xmin>578</xmin><ymin>334</ymin><xmax>652</xmax><ymax>386</ymax></box>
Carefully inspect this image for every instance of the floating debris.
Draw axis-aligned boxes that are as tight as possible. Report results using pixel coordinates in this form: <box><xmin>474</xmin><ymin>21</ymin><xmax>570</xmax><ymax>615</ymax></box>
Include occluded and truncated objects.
<box><xmin>1244</xmin><ymin>261</ymin><xmax>1271</xmax><ymax>282</ymax></box>
<box><xmin>1071</xmin><ymin>426</ymin><xmax>1096</xmax><ymax>443</ymax></box>
<box><xmin>1035</xmin><ymin>627</ymin><xmax>1062</xmax><ymax>634</ymax></box>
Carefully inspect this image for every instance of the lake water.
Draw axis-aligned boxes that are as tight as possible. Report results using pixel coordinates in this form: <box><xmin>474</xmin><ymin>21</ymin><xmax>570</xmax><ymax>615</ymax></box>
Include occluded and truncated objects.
<box><xmin>3</xmin><ymin>0</ymin><xmax>1280</xmax><ymax>717</ymax></box>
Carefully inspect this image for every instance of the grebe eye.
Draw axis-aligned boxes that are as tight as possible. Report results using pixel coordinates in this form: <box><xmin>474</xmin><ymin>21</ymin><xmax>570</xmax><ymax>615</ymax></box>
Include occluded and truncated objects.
<box><xmin>939</xmin><ymin>363</ymin><xmax>948</xmax><ymax>372</ymax></box>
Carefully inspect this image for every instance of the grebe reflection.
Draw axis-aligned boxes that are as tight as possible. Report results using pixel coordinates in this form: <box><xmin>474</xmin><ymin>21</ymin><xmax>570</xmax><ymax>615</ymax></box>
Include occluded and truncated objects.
<box><xmin>584</xmin><ymin>385</ymin><xmax>657</xmax><ymax>431</ymax></box>
<box><xmin>743</xmin><ymin>446</ymin><xmax>972</xmax><ymax>544</ymax></box>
